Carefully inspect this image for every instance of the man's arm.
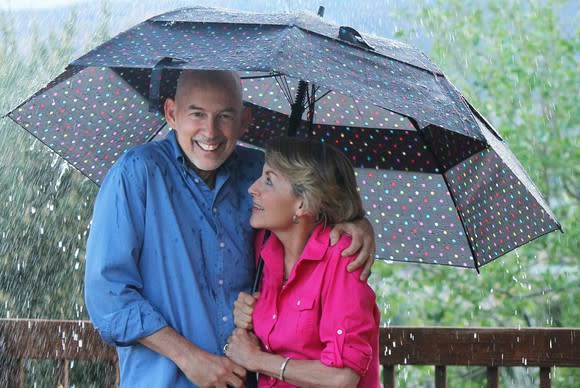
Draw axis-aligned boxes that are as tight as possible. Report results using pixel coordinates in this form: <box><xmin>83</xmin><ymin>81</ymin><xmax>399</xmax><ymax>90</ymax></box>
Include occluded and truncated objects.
<box><xmin>330</xmin><ymin>217</ymin><xmax>376</xmax><ymax>280</ymax></box>
<box><xmin>140</xmin><ymin>327</ymin><xmax>246</xmax><ymax>388</ymax></box>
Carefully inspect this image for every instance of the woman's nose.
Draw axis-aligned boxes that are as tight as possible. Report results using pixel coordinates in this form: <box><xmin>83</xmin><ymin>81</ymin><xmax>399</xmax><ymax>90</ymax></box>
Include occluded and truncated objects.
<box><xmin>248</xmin><ymin>180</ymin><xmax>259</xmax><ymax>195</ymax></box>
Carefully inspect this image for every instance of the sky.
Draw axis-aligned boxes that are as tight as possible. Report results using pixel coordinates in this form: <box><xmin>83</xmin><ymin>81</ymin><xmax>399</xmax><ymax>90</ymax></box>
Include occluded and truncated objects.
<box><xmin>0</xmin><ymin>0</ymin><xmax>87</xmax><ymax>9</ymax></box>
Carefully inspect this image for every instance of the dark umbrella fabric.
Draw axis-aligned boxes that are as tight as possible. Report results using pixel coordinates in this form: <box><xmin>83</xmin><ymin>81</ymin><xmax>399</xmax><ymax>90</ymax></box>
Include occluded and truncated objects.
<box><xmin>7</xmin><ymin>6</ymin><xmax>561</xmax><ymax>270</ymax></box>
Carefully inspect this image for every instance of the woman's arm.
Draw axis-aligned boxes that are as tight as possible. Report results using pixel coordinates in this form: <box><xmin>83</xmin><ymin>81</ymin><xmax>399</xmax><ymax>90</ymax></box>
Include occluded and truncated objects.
<box><xmin>226</xmin><ymin>328</ymin><xmax>359</xmax><ymax>388</ymax></box>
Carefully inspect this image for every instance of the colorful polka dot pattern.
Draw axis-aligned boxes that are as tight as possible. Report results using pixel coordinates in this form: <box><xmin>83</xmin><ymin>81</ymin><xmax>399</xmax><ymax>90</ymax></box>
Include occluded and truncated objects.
<box><xmin>70</xmin><ymin>7</ymin><xmax>482</xmax><ymax>139</ymax></box>
<box><xmin>358</xmin><ymin>169</ymin><xmax>475</xmax><ymax>267</ymax></box>
<box><xmin>446</xmin><ymin>147</ymin><xmax>558</xmax><ymax>267</ymax></box>
<box><xmin>10</xmin><ymin>66</ymin><xmax>165</xmax><ymax>183</ymax></box>
<box><xmin>7</xmin><ymin>7</ymin><xmax>561</xmax><ymax>268</ymax></box>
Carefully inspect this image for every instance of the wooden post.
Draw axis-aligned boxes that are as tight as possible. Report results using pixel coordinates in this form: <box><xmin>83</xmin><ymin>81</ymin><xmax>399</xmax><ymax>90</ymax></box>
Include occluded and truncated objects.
<box><xmin>0</xmin><ymin>358</ymin><xmax>24</xmax><ymax>388</ymax></box>
<box><xmin>487</xmin><ymin>366</ymin><xmax>499</xmax><ymax>388</ymax></box>
<box><xmin>539</xmin><ymin>367</ymin><xmax>551</xmax><ymax>388</ymax></box>
<box><xmin>435</xmin><ymin>365</ymin><xmax>446</xmax><ymax>388</ymax></box>
<box><xmin>54</xmin><ymin>359</ymin><xmax>69</xmax><ymax>387</ymax></box>
<box><xmin>383</xmin><ymin>365</ymin><xmax>395</xmax><ymax>388</ymax></box>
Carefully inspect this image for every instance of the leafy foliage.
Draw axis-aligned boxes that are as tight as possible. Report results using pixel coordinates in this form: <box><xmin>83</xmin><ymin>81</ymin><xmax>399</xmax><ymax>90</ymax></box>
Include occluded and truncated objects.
<box><xmin>375</xmin><ymin>0</ymin><xmax>579</xmax><ymax>386</ymax></box>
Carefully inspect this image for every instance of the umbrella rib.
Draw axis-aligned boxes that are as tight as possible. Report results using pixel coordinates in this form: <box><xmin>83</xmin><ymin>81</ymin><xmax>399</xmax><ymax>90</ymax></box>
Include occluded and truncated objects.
<box><xmin>275</xmin><ymin>74</ymin><xmax>294</xmax><ymax>105</ymax></box>
<box><xmin>312</xmin><ymin>89</ymin><xmax>331</xmax><ymax>103</ymax></box>
<box><xmin>412</xmin><ymin>120</ymin><xmax>482</xmax><ymax>272</ymax></box>
<box><xmin>144</xmin><ymin>122</ymin><xmax>169</xmax><ymax>144</ymax></box>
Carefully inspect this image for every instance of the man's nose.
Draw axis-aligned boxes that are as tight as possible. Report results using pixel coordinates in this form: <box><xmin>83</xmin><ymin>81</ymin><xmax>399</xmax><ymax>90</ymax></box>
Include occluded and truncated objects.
<box><xmin>201</xmin><ymin>116</ymin><xmax>220</xmax><ymax>137</ymax></box>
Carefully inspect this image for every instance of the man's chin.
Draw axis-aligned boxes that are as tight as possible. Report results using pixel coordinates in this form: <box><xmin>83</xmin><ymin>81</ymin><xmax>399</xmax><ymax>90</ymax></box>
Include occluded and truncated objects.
<box><xmin>190</xmin><ymin>156</ymin><xmax>225</xmax><ymax>172</ymax></box>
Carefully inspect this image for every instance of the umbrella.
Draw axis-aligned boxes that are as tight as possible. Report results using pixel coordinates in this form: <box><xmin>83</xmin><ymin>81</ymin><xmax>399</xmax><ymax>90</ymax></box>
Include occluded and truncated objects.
<box><xmin>7</xmin><ymin>6</ymin><xmax>561</xmax><ymax>271</ymax></box>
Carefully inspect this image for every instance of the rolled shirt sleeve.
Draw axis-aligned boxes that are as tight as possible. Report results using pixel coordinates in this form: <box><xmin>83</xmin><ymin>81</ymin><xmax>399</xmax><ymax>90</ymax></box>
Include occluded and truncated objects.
<box><xmin>318</xmin><ymin>241</ymin><xmax>380</xmax><ymax>376</ymax></box>
<box><xmin>84</xmin><ymin>152</ymin><xmax>168</xmax><ymax>346</ymax></box>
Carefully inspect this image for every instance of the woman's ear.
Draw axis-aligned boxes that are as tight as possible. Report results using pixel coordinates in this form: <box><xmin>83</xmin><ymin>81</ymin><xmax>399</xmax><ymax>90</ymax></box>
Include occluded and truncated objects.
<box><xmin>295</xmin><ymin>202</ymin><xmax>314</xmax><ymax>218</ymax></box>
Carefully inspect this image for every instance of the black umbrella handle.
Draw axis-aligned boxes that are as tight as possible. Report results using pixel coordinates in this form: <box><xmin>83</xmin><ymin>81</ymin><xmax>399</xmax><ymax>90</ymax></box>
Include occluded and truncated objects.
<box><xmin>251</xmin><ymin>230</ymin><xmax>270</xmax><ymax>294</ymax></box>
<box><xmin>252</xmin><ymin>258</ymin><xmax>264</xmax><ymax>294</ymax></box>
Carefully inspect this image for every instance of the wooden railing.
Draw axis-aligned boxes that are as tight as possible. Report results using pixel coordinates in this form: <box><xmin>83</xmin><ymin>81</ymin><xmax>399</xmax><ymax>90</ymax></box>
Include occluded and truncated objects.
<box><xmin>1</xmin><ymin>319</ymin><xmax>578</xmax><ymax>387</ymax></box>
<box><xmin>381</xmin><ymin>326</ymin><xmax>580</xmax><ymax>388</ymax></box>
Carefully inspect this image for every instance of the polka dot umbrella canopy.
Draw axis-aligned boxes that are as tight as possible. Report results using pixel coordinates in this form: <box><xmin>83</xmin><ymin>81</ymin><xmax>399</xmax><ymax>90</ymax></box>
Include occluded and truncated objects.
<box><xmin>7</xmin><ymin>6</ymin><xmax>561</xmax><ymax>270</ymax></box>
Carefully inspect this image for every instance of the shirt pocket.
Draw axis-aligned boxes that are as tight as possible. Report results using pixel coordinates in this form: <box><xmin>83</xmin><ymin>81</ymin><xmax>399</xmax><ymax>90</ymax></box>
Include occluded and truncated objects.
<box><xmin>292</xmin><ymin>295</ymin><xmax>318</xmax><ymax>335</ymax></box>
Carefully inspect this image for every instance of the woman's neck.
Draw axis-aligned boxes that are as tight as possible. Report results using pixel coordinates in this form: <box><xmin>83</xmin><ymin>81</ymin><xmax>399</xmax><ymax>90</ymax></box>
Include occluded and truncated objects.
<box><xmin>274</xmin><ymin>222</ymin><xmax>317</xmax><ymax>280</ymax></box>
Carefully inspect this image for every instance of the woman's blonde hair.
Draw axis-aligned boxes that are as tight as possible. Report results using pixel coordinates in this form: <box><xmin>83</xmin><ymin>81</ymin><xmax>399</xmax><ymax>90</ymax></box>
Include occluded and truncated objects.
<box><xmin>265</xmin><ymin>137</ymin><xmax>364</xmax><ymax>225</ymax></box>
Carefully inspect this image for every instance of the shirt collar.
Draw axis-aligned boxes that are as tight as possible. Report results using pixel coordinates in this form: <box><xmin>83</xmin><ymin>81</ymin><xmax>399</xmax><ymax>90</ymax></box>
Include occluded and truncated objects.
<box><xmin>299</xmin><ymin>224</ymin><xmax>331</xmax><ymax>261</ymax></box>
<box><xmin>263</xmin><ymin>224</ymin><xmax>331</xmax><ymax>263</ymax></box>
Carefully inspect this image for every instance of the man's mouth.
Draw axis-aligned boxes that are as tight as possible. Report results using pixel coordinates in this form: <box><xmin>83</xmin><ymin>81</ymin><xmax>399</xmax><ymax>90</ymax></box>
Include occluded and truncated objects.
<box><xmin>194</xmin><ymin>140</ymin><xmax>221</xmax><ymax>152</ymax></box>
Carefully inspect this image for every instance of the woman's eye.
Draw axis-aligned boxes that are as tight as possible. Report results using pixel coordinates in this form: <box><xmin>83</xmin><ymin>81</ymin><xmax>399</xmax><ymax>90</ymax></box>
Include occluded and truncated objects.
<box><xmin>265</xmin><ymin>177</ymin><xmax>272</xmax><ymax>185</ymax></box>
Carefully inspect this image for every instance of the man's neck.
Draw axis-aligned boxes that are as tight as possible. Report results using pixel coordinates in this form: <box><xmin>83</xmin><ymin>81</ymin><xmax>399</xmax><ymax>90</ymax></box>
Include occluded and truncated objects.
<box><xmin>185</xmin><ymin>158</ymin><xmax>217</xmax><ymax>190</ymax></box>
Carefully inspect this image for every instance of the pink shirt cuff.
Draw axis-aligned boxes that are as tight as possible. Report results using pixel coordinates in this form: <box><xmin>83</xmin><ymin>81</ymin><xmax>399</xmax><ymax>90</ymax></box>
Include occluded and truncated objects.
<box><xmin>320</xmin><ymin>331</ymin><xmax>373</xmax><ymax>375</ymax></box>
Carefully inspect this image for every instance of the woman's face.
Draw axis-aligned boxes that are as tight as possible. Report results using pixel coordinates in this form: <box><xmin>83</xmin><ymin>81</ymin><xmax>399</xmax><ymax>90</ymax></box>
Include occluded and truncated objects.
<box><xmin>248</xmin><ymin>163</ymin><xmax>303</xmax><ymax>231</ymax></box>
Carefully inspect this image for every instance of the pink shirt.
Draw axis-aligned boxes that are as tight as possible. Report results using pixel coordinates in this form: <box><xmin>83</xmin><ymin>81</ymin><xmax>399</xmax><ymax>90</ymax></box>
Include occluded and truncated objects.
<box><xmin>253</xmin><ymin>225</ymin><xmax>380</xmax><ymax>388</ymax></box>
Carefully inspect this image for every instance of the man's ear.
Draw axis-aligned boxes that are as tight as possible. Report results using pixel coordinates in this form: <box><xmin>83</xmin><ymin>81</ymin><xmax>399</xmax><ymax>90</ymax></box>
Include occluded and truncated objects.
<box><xmin>240</xmin><ymin>104</ymin><xmax>252</xmax><ymax>133</ymax></box>
<box><xmin>164</xmin><ymin>98</ymin><xmax>177</xmax><ymax>128</ymax></box>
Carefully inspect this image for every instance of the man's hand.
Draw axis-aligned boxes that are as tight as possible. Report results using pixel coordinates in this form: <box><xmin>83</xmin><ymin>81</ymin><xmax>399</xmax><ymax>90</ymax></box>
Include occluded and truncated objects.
<box><xmin>178</xmin><ymin>350</ymin><xmax>246</xmax><ymax>388</ymax></box>
<box><xmin>233</xmin><ymin>292</ymin><xmax>259</xmax><ymax>330</ymax></box>
<box><xmin>139</xmin><ymin>326</ymin><xmax>246</xmax><ymax>388</ymax></box>
<box><xmin>330</xmin><ymin>217</ymin><xmax>376</xmax><ymax>281</ymax></box>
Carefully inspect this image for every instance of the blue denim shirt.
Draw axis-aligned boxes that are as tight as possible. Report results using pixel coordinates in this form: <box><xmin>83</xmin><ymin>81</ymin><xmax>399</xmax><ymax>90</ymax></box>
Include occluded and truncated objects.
<box><xmin>84</xmin><ymin>130</ymin><xmax>263</xmax><ymax>387</ymax></box>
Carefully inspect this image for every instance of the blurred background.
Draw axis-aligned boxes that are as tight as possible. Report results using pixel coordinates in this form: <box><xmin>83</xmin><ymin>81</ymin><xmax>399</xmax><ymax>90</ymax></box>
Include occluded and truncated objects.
<box><xmin>0</xmin><ymin>0</ymin><xmax>577</xmax><ymax>386</ymax></box>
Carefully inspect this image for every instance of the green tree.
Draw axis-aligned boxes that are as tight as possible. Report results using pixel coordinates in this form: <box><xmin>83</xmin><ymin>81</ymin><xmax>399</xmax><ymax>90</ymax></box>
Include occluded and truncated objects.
<box><xmin>373</xmin><ymin>0</ymin><xmax>579</xmax><ymax>386</ymax></box>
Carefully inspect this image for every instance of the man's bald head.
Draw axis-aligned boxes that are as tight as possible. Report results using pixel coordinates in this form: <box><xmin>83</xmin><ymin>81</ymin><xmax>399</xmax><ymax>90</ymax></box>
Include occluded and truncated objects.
<box><xmin>174</xmin><ymin>70</ymin><xmax>243</xmax><ymax>109</ymax></box>
<box><xmin>164</xmin><ymin>69</ymin><xmax>251</xmax><ymax>175</ymax></box>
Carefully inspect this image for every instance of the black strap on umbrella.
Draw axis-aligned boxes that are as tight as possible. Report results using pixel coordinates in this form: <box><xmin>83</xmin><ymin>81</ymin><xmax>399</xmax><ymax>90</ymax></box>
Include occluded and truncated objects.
<box><xmin>148</xmin><ymin>57</ymin><xmax>186</xmax><ymax>113</ymax></box>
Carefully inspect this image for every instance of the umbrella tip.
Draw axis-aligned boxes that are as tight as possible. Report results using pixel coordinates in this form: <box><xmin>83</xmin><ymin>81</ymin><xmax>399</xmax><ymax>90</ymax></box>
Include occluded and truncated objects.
<box><xmin>317</xmin><ymin>6</ymin><xmax>325</xmax><ymax>17</ymax></box>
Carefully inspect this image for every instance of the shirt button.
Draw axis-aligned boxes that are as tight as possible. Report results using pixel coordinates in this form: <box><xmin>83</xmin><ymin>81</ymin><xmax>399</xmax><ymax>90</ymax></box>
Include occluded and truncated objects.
<box><xmin>219</xmin><ymin>242</ymin><xmax>225</xmax><ymax>248</ymax></box>
<box><xmin>272</xmin><ymin>314</ymin><xmax>277</xmax><ymax>320</ymax></box>
<box><xmin>296</xmin><ymin>300</ymin><xmax>301</xmax><ymax>306</ymax></box>
<box><xmin>194</xmin><ymin>178</ymin><xmax>200</xmax><ymax>184</ymax></box>
<box><xmin>213</xmin><ymin>207</ymin><xmax>218</xmax><ymax>213</ymax></box>
<box><xmin>337</xmin><ymin>329</ymin><xmax>343</xmax><ymax>335</ymax></box>
<box><xmin>222</xmin><ymin>316</ymin><xmax>228</xmax><ymax>322</ymax></box>
<box><xmin>218</xmin><ymin>279</ymin><xmax>224</xmax><ymax>285</ymax></box>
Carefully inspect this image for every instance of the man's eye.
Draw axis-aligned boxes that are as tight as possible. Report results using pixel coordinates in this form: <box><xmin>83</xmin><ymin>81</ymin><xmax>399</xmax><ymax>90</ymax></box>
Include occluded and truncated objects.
<box><xmin>191</xmin><ymin>111</ymin><xmax>204</xmax><ymax>118</ymax></box>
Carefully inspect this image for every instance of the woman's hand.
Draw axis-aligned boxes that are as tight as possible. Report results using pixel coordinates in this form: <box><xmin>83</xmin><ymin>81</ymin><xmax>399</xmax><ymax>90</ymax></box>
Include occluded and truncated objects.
<box><xmin>233</xmin><ymin>292</ymin><xmax>259</xmax><ymax>329</ymax></box>
<box><xmin>225</xmin><ymin>328</ymin><xmax>262</xmax><ymax>371</ymax></box>
<box><xmin>330</xmin><ymin>217</ymin><xmax>376</xmax><ymax>280</ymax></box>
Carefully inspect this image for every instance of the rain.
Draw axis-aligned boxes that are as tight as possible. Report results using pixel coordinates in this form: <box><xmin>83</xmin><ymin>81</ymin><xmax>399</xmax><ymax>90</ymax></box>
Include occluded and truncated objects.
<box><xmin>0</xmin><ymin>0</ymin><xmax>578</xmax><ymax>386</ymax></box>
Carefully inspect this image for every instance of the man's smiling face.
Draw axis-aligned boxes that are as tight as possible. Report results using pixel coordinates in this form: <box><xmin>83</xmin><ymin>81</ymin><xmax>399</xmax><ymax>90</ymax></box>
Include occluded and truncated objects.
<box><xmin>164</xmin><ymin>71</ymin><xmax>250</xmax><ymax>172</ymax></box>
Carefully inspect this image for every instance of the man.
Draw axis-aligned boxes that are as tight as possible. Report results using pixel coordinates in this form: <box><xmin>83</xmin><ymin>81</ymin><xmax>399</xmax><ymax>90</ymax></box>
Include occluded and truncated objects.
<box><xmin>84</xmin><ymin>70</ymin><xmax>375</xmax><ymax>387</ymax></box>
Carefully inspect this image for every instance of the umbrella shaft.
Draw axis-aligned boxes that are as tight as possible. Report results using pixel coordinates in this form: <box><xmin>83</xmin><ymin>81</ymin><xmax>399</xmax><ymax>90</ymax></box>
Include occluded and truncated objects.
<box><xmin>288</xmin><ymin>80</ymin><xmax>308</xmax><ymax>137</ymax></box>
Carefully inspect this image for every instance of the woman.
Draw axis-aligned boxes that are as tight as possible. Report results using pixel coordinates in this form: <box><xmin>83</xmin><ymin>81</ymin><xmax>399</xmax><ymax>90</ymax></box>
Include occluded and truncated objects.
<box><xmin>225</xmin><ymin>137</ymin><xmax>380</xmax><ymax>387</ymax></box>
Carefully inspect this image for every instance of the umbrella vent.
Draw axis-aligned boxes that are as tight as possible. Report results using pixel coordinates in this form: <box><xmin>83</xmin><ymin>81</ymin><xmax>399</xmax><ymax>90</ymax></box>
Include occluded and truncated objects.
<box><xmin>338</xmin><ymin>26</ymin><xmax>375</xmax><ymax>51</ymax></box>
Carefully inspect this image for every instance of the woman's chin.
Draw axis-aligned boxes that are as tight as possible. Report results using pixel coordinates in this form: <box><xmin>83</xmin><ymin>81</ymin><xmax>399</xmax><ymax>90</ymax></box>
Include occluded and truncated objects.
<box><xmin>249</xmin><ymin>218</ymin><xmax>262</xmax><ymax>229</ymax></box>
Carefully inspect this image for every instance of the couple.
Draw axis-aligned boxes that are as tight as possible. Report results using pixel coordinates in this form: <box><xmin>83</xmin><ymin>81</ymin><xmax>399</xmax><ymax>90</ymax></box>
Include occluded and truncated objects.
<box><xmin>84</xmin><ymin>70</ymin><xmax>380</xmax><ymax>387</ymax></box>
